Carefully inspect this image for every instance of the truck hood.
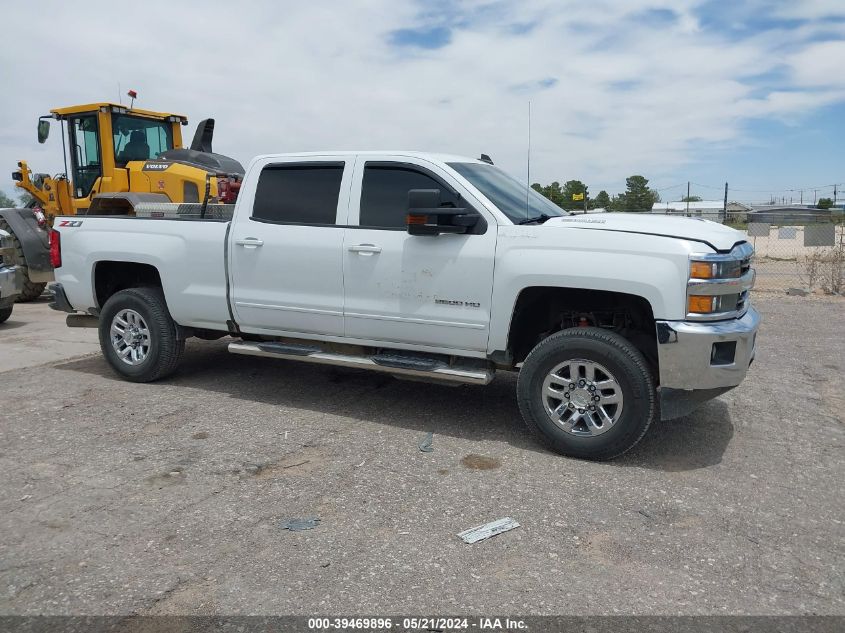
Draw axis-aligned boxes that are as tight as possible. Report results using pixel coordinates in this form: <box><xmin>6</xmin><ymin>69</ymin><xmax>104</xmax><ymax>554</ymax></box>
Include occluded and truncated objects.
<box><xmin>542</xmin><ymin>213</ymin><xmax>746</xmax><ymax>252</ymax></box>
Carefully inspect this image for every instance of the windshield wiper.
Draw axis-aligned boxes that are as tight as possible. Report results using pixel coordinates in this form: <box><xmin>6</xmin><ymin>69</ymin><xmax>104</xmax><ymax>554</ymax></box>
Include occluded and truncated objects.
<box><xmin>517</xmin><ymin>213</ymin><xmax>552</xmax><ymax>225</ymax></box>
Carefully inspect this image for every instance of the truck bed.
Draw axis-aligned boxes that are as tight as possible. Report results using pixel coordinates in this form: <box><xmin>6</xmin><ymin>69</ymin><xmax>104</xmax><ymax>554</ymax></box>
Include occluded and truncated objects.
<box><xmin>131</xmin><ymin>202</ymin><xmax>235</xmax><ymax>221</ymax></box>
<box><xmin>56</xmin><ymin>215</ymin><xmax>232</xmax><ymax>331</ymax></box>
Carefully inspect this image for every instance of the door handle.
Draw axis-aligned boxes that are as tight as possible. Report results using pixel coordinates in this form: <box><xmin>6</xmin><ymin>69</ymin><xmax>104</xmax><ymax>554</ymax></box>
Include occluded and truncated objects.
<box><xmin>348</xmin><ymin>244</ymin><xmax>382</xmax><ymax>254</ymax></box>
<box><xmin>235</xmin><ymin>238</ymin><xmax>264</xmax><ymax>248</ymax></box>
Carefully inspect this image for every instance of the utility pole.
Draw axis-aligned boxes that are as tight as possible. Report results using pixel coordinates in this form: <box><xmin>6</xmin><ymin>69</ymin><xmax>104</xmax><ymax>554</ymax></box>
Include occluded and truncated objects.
<box><xmin>800</xmin><ymin>190</ymin><xmax>803</xmax><ymax>205</ymax></box>
<box><xmin>686</xmin><ymin>181</ymin><xmax>690</xmax><ymax>217</ymax></box>
<box><xmin>813</xmin><ymin>190</ymin><xmax>817</xmax><ymax>205</ymax></box>
<box><xmin>835</xmin><ymin>184</ymin><xmax>838</xmax><ymax>206</ymax></box>
<box><xmin>723</xmin><ymin>182</ymin><xmax>728</xmax><ymax>223</ymax></box>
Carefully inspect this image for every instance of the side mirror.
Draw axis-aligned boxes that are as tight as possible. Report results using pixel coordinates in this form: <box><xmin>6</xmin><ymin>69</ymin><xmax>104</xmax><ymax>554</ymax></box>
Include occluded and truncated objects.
<box><xmin>407</xmin><ymin>188</ymin><xmax>478</xmax><ymax>236</ymax></box>
<box><xmin>37</xmin><ymin>120</ymin><xmax>50</xmax><ymax>144</ymax></box>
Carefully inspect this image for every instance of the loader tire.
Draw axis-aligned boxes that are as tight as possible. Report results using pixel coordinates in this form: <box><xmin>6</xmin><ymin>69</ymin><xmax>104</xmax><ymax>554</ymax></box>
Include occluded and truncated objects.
<box><xmin>0</xmin><ymin>218</ymin><xmax>47</xmax><ymax>302</ymax></box>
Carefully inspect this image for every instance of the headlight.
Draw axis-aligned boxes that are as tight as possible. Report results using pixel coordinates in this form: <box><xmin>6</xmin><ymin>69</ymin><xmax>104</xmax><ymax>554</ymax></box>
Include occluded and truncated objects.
<box><xmin>690</xmin><ymin>259</ymin><xmax>742</xmax><ymax>279</ymax></box>
<box><xmin>688</xmin><ymin>293</ymin><xmax>742</xmax><ymax>315</ymax></box>
<box><xmin>686</xmin><ymin>243</ymin><xmax>755</xmax><ymax>320</ymax></box>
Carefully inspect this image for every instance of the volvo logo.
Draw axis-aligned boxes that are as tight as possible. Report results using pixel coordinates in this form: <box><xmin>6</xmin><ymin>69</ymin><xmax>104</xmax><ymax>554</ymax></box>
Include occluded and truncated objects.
<box><xmin>142</xmin><ymin>162</ymin><xmax>171</xmax><ymax>171</ymax></box>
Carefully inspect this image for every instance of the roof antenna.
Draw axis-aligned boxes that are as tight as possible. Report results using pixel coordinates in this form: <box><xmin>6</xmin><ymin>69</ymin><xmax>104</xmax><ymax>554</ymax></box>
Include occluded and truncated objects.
<box><xmin>526</xmin><ymin>100</ymin><xmax>532</xmax><ymax>216</ymax></box>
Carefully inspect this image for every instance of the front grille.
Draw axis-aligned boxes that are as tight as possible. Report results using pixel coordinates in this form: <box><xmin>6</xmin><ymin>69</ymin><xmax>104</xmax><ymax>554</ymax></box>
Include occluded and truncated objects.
<box><xmin>736</xmin><ymin>290</ymin><xmax>749</xmax><ymax>314</ymax></box>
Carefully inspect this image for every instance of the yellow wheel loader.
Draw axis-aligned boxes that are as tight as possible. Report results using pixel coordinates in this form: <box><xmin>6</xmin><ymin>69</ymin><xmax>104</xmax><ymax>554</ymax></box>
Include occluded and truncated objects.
<box><xmin>3</xmin><ymin>99</ymin><xmax>244</xmax><ymax>301</ymax></box>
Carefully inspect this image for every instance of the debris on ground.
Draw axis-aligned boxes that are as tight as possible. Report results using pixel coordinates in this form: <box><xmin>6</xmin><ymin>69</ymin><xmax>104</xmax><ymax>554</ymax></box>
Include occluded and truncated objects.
<box><xmin>458</xmin><ymin>517</ymin><xmax>520</xmax><ymax>544</ymax></box>
<box><xmin>418</xmin><ymin>431</ymin><xmax>434</xmax><ymax>453</ymax></box>
<box><xmin>460</xmin><ymin>454</ymin><xmax>501</xmax><ymax>470</ymax></box>
<box><xmin>281</xmin><ymin>517</ymin><xmax>321</xmax><ymax>531</ymax></box>
<box><xmin>786</xmin><ymin>287</ymin><xmax>809</xmax><ymax>296</ymax></box>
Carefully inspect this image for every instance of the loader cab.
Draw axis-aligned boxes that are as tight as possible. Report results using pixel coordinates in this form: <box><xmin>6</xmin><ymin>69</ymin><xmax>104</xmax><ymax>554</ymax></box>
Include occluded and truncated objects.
<box><xmin>49</xmin><ymin>103</ymin><xmax>186</xmax><ymax>207</ymax></box>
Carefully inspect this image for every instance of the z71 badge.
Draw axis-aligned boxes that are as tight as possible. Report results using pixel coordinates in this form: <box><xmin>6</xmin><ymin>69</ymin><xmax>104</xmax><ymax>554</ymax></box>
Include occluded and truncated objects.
<box><xmin>57</xmin><ymin>220</ymin><xmax>83</xmax><ymax>227</ymax></box>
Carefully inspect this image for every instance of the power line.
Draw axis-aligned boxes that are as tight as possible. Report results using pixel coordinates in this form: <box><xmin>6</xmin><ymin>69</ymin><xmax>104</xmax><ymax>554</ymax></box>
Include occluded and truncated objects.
<box><xmin>691</xmin><ymin>181</ymin><xmax>844</xmax><ymax>193</ymax></box>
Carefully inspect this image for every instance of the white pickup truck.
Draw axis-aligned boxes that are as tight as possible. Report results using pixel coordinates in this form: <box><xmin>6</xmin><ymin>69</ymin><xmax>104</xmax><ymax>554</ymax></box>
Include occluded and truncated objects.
<box><xmin>49</xmin><ymin>151</ymin><xmax>759</xmax><ymax>460</ymax></box>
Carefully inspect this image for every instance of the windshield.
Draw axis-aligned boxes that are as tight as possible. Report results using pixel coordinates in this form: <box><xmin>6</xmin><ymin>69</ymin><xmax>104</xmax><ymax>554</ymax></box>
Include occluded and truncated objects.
<box><xmin>112</xmin><ymin>114</ymin><xmax>174</xmax><ymax>166</ymax></box>
<box><xmin>447</xmin><ymin>162</ymin><xmax>564</xmax><ymax>223</ymax></box>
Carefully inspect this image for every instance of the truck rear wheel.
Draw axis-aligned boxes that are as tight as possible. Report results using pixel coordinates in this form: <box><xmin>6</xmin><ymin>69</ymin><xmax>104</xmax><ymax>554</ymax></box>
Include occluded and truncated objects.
<box><xmin>0</xmin><ymin>306</ymin><xmax>12</xmax><ymax>324</ymax></box>
<box><xmin>0</xmin><ymin>218</ymin><xmax>47</xmax><ymax>302</ymax></box>
<box><xmin>98</xmin><ymin>287</ymin><xmax>185</xmax><ymax>382</ymax></box>
<box><xmin>517</xmin><ymin>327</ymin><xmax>656</xmax><ymax>460</ymax></box>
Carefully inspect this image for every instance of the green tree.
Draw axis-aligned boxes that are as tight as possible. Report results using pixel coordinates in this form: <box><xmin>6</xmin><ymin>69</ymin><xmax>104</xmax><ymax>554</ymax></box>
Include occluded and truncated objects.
<box><xmin>682</xmin><ymin>195</ymin><xmax>702</xmax><ymax>202</ymax></box>
<box><xmin>621</xmin><ymin>175</ymin><xmax>660</xmax><ymax>212</ymax></box>
<box><xmin>546</xmin><ymin>181</ymin><xmax>566</xmax><ymax>207</ymax></box>
<box><xmin>609</xmin><ymin>194</ymin><xmax>625</xmax><ymax>212</ymax></box>
<box><xmin>560</xmin><ymin>180</ymin><xmax>588</xmax><ymax>211</ymax></box>
<box><xmin>592</xmin><ymin>190</ymin><xmax>611</xmax><ymax>210</ymax></box>
<box><xmin>817</xmin><ymin>197</ymin><xmax>833</xmax><ymax>210</ymax></box>
<box><xmin>0</xmin><ymin>190</ymin><xmax>17</xmax><ymax>208</ymax></box>
<box><xmin>532</xmin><ymin>182</ymin><xmax>565</xmax><ymax>208</ymax></box>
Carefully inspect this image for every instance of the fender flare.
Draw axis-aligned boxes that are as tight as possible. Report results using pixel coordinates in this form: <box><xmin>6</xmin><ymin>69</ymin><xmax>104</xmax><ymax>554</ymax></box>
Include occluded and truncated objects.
<box><xmin>0</xmin><ymin>208</ymin><xmax>51</xmax><ymax>282</ymax></box>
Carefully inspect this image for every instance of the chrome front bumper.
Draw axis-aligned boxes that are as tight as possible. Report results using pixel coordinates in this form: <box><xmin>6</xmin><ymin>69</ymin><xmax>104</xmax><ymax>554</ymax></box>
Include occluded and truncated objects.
<box><xmin>655</xmin><ymin>306</ymin><xmax>761</xmax><ymax>419</ymax></box>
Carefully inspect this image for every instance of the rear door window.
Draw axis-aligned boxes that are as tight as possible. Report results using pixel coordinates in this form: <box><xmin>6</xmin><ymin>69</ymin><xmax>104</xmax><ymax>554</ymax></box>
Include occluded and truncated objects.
<box><xmin>252</xmin><ymin>163</ymin><xmax>345</xmax><ymax>225</ymax></box>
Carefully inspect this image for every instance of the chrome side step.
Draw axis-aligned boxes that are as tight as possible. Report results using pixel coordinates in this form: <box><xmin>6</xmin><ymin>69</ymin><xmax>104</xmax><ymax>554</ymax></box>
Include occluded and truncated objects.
<box><xmin>228</xmin><ymin>341</ymin><xmax>494</xmax><ymax>385</ymax></box>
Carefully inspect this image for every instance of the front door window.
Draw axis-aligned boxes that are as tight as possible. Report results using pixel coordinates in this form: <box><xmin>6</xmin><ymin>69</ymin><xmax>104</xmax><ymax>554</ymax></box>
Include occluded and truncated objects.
<box><xmin>69</xmin><ymin>115</ymin><xmax>102</xmax><ymax>198</ymax></box>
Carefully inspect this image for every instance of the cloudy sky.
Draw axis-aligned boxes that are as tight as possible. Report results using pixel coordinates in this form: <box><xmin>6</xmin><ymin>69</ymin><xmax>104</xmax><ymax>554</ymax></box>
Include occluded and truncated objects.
<box><xmin>1</xmin><ymin>0</ymin><xmax>843</xmax><ymax>204</ymax></box>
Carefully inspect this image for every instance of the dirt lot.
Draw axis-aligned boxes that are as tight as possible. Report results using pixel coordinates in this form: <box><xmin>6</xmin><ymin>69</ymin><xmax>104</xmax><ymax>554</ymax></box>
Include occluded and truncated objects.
<box><xmin>0</xmin><ymin>295</ymin><xmax>842</xmax><ymax>616</ymax></box>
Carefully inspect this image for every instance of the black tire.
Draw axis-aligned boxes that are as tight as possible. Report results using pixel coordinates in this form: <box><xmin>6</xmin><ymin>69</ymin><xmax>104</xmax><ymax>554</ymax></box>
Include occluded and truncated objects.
<box><xmin>0</xmin><ymin>306</ymin><xmax>12</xmax><ymax>324</ymax></box>
<box><xmin>98</xmin><ymin>287</ymin><xmax>185</xmax><ymax>382</ymax></box>
<box><xmin>0</xmin><ymin>218</ymin><xmax>47</xmax><ymax>302</ymax></box>
<box><xmin>517</xmin><ymin>327</ymin><xmax>656</xmax><ymax>460</ymax></box>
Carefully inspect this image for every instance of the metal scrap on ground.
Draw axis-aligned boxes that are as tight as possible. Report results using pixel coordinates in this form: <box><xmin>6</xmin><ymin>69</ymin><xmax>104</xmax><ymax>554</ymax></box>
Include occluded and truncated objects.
<box><xmin>281</xmin><ymin>517</ymin><xmax>321</xmax><ymax>531</ymax></box>
<box><xmin>418</xmin><ymin>431</ymin><xmax>434</xmax><ymax>452</ymax></box>
<box><xmin>458</xmin><ymin>517</ymin><xmax>521</xmax><ymax>544</ymax></box>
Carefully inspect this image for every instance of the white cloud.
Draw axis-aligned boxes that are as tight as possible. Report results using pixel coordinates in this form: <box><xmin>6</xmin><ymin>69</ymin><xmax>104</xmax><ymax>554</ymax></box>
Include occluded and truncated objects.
<box><xmin>0</xmin><ymin>0</ymin><xmax>842</xmax><ymax>200</ymax></box>
<box><xmin>773</xmin><ymin>0</ymin><xmax>845</xmax><ymax>19</ymax></box>
<box><xmin>787</xmin><ymin>40</ymin><xmax>845</xmax><ymax>87</ymax></box>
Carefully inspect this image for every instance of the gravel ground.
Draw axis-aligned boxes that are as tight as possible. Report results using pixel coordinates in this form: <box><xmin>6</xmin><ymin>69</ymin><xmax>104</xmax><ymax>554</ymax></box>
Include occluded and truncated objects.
<box><xmin>0</xmin><ymin>295</ymin><xmax>842</xmax><ymax>616</ymax></box>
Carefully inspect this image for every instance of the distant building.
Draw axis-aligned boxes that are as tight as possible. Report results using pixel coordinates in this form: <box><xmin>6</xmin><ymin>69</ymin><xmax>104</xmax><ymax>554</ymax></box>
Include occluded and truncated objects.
<box><xmin>727</xmin><ymin>202</ymin><xmax>752</xmax><ymax>212</ymax></box>
<box><xmin>651</xmin><ymin>200</ymin><xmax>752</xmax><ymax>221</ymax></box>
<box><xmin>747</xmin><ymin>205</ymin><xmax>832</xmax><ymax>225</ymax></box>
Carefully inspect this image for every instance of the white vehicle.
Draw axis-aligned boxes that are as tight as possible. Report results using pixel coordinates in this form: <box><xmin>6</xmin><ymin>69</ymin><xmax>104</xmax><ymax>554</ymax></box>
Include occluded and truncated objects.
<box><xmin>49</xmin><ymin>152</ymin><xmax>759</xmax><ymax>460</ymax></box>
<box><xmin>0</xmin><ymin>228</ymin><xmax>24</xmax><ymax>323</ymax></box>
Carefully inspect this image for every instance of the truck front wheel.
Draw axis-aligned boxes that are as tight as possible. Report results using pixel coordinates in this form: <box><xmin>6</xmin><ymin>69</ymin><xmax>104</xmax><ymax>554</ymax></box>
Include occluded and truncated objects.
<box><xmin>517</xmin><ymin>327</ymin><xmax>656</xmax><ymax>460</ymax></box>
<box><xmin>98</xmin><ymin>287</ymin><xmax>185</xmax><ymax>382</ymax></box>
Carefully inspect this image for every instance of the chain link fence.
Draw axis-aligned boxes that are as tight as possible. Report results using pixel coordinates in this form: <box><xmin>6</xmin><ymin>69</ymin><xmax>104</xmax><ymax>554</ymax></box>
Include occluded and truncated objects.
<box><xmin>650</xmin><ymin>209</ymin><xmax>845</xmax><ymax>294</ymax></box>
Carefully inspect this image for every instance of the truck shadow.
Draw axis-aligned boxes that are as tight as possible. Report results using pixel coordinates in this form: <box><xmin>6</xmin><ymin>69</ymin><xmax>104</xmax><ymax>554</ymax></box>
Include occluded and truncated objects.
<box><xmin>55</xmin><ymin>340</ymin><xmax>733</xmax><ymax>472</ymax></box>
